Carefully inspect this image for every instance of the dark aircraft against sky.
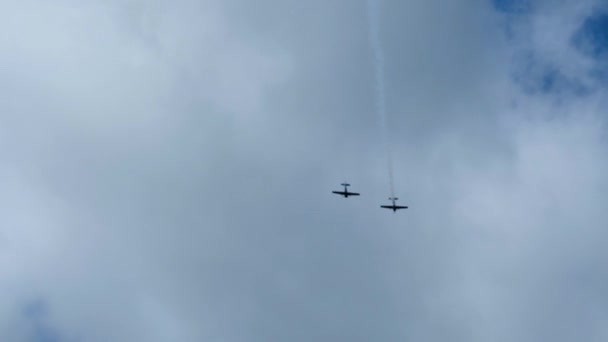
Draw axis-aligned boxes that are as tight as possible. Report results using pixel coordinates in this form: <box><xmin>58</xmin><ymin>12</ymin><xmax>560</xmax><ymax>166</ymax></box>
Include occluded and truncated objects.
<box><xmin>332</xmin><ymin>184</ymin><xmax>407</xmax><ymax>212</ymax></box>
<box><xmin>380</xmin><ymin>197</ymin><xmax>408</xmax><ymax>212</ymax></box>
<box><xmin>332</xmin><ymin>183</ymin><xmax>360</xmax><ymax>198</ymax></box>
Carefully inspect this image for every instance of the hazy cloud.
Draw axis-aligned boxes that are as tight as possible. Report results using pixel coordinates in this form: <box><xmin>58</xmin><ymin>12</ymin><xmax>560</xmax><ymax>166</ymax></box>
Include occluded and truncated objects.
<box><xmin>0</xmin><ymin>0</ymin><xmax>607</xmax><ymax>341</ymax></box>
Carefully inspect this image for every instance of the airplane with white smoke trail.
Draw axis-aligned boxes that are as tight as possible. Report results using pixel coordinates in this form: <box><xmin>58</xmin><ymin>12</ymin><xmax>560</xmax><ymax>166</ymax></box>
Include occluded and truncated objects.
<box><xmin>381</xmin><ymin>197</ymin><xmax>408</xmax><ymax>212</ymax></box>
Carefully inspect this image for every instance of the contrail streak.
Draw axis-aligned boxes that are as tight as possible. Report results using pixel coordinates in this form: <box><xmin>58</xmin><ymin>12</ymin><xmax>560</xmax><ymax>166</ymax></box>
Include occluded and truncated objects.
<box><xmin>367</xmin><ymin>0</ymin><xmax>395</xmax><ymax>198</ymax></box>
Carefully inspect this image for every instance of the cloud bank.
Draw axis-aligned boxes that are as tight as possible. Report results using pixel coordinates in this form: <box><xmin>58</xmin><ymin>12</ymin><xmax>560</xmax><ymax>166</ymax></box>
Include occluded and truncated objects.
<box><xmin>0</xmin><ymin>0</ymin><xmax>607</xmax><ymax>341</ymax></box>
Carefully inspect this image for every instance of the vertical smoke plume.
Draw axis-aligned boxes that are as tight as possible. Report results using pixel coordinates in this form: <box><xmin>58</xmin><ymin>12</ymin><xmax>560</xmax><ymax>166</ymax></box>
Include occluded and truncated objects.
<box><xmin>367</xmin><ymin>0</ymin><xmax>395</xmax><ymax>198</ymax></box>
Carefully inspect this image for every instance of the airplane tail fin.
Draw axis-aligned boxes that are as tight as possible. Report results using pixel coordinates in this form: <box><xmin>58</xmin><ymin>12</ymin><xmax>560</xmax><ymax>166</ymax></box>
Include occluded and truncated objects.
<box><xmin>341</xmin><ymin>183</ymin><xmax>351</xmax><ymax>187</ymax></box>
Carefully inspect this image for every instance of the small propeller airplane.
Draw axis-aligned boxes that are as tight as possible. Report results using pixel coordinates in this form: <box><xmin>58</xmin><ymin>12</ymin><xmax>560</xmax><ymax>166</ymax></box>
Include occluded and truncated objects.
<box><xmin>332</xmin><ymin>183</ymin><xmax>360</xmax><ymax>198</ymax></box>
<box><xmin>381</xmin><ymin>197</ymin><xmax>408</xmax><ymax>212</ymax></box>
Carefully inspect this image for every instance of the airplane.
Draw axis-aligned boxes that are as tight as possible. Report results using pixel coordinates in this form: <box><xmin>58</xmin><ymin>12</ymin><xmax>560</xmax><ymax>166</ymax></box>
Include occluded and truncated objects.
<box><xmin>332</xmin><ymin>183</ymin><xmax>360</xmax><ymax>198</ymax></box>
<box><xmin>381</xmin><ymin>197</ymin><xmax>408</xmax><ymax>212</ymax></box>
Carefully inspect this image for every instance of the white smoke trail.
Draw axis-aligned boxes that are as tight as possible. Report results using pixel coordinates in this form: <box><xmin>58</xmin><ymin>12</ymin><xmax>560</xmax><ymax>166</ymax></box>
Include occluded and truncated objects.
<box><xmin>367</xmin><ymin>0</ymin><xmax>395</xmax><ymax>198</ymax></box>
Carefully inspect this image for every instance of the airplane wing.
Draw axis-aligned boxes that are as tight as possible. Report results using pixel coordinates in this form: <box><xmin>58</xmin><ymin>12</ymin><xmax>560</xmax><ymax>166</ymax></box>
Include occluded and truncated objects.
<box><xmin>380</xmin><ymin>205</ymin><xmax>392</xmax><ymax>209</ymax></box>
<box><xmin>394</xmin><ymin>206</ymin><xmax>408</xmax><ymax>209</ymax></box>
<box><xmin>346</xmin><ymin>192</ymin><xmax>360</xmax><ymax>196</ymax></box>
<box><xmin>332</xmin><ymin>191</ymin><xmax>346</xmax><ymax>195</ymax></box>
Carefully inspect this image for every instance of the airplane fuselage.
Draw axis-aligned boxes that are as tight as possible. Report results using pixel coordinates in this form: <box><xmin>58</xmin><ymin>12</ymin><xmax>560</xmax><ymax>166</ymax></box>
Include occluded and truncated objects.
<box><xmin>381</xmin><ymin>198</ymin><xmax>407</xmax><ymax>212</ymax></box>
<box><xmin>332</xmin><ymin>184</ymin><xmax>360</xmax><ymax>198</ymax></box>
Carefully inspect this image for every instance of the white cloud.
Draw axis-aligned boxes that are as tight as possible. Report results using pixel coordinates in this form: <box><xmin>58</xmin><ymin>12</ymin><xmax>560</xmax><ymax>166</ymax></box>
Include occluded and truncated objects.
<box><xmin>0</xmin><ymin>0</ymin><xmax>607</xmax><ymax>341</ymax></box>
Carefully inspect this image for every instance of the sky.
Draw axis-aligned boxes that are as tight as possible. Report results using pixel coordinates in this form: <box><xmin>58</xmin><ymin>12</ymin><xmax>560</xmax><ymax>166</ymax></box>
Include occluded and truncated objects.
<box><xmin>1</xmin><ymin>0</ymin><xmax>608</xmax><ymax>341</ymax></box>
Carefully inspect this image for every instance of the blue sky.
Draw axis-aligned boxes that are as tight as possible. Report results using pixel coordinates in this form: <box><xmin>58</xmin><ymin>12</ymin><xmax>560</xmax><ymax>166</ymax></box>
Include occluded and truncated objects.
<box><xmin>493</xmin><ymin>0</ymin><xmax>531</xmax><ymax>14</ymax></box>
<box><xmin>2</xmin><ymin>0</ymin><xmax>608</xmax><ymax>341</ymax></box>
<box><xmin>575</xmin><ymin>12</ymin><xmax>608</xmax><ymax>57</ymax></box>
<box><xmin>496</xmin><ymin>0</ymin><xmax>608</xmax><ymax>97</ymax></box>
<box><xmin>23</xmin><ymin>300</ymin><xmax>64</xmax><ymax>342</ymax></box>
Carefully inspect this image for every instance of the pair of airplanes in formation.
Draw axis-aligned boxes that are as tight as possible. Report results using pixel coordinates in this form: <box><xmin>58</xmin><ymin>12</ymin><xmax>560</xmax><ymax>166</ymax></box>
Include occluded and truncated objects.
<box><xmin>332</xmin><ymin>183</ymin><xmax>408</xmax><ymax>212</ymax></box>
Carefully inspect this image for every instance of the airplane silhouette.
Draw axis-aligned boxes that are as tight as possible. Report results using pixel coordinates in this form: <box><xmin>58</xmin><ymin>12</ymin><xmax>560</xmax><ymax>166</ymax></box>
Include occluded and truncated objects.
<box><xmin>381</xmin><ymin>197</ymin><xmax>408</xmax><ymax>212</ymax></box>
<box><xmin>332</xmin><ymin>183</ymin><xmax>360</xmax><ymax>198</ymax></box>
